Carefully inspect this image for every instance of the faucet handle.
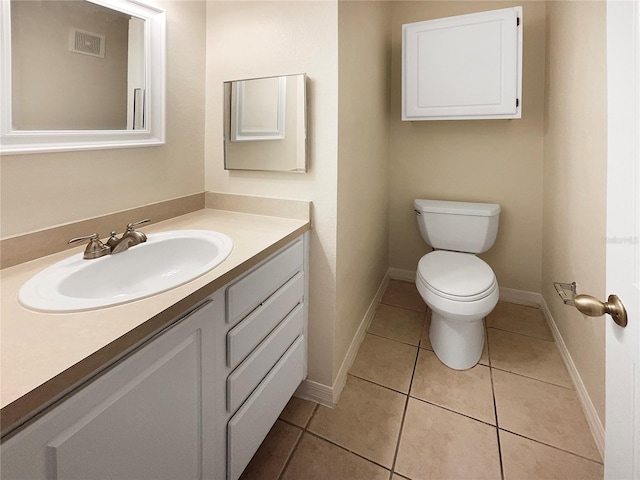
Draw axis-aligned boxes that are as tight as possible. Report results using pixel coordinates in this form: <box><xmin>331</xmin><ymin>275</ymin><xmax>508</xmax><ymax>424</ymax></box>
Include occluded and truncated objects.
<box><xmin>68</xmin><ymin>233</ymin><xmax>100</xmax><ymax>245</ymax></box>
<box><xmin>68</xmin><ymin>233</ymin><xmax>111</xmax><ymax>259</ymax></box>
<box><xmin>126</xmin><ymin>219</ymin><xmax>151</xmax><ymax>232</ymax></box>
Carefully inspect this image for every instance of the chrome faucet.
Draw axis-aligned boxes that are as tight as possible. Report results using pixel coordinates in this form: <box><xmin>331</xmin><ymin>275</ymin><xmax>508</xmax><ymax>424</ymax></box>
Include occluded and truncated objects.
<box><xmin>107</xmin><ymin>219</ymin><xmax>150</xmax><ymax>254</ymax></box>
<box><xmin>69</xmin><ymin>219</ymin><xmax>150</xmax><ymax>259</ymax></box>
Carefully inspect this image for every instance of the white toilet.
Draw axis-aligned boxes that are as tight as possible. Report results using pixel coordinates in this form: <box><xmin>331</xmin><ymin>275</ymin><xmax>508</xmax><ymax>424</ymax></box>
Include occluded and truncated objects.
<box><xmin>414</xmin><ymin>199</ymin><xmax>501</xmax><ymax>370</ymax></box>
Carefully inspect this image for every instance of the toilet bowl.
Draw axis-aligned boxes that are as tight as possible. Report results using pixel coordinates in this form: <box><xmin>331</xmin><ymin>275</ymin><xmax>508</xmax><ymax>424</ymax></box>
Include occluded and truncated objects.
<box><xmin>413</xmin><ymin>199</ymin><xmax>501</xmax><ymax>370</ymax></box>
<box><xmin>416</xmin><ymin>250</ymin><xmax>499</xmax><ymax>369</ymax></box>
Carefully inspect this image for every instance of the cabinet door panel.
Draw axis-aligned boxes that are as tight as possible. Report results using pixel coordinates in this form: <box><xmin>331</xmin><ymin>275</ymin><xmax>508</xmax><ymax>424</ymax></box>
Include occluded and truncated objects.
<box><xmin>403</xmin><ymin>7</ymin><xmax>521</xmax><ymax>120</ymax></box>
<box><xmin>47</xmin><ymin>332</ymin><xmax>202</xmax><ymax>480</ymax></box>
<box><xmin>1</xmin><ymin>298</ymin><xmax>221</xmax><ymax>480</ymax></box>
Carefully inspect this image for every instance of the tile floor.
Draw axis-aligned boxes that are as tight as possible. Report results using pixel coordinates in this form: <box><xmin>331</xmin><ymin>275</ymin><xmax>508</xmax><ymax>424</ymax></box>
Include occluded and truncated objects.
<box><xmin>241</xmin><ymin>280</ymin><xmax>604</xmax><ymax>480</ymax></box>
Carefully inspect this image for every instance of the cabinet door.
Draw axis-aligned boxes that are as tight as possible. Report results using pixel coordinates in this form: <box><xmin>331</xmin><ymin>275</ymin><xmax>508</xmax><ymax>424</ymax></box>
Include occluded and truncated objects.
<box><xmin>403</xmin><ymin>7</ymin><xmax>522</xmax><ymax>120</ymax></box>
<box><xmin>1</xmin><ymin>297</ymin><xmax>221</xmax><ymax>480</ymax></box>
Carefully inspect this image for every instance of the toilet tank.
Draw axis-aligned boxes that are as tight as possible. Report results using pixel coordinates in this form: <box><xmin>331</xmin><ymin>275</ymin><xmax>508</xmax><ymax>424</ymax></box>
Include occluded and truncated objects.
<box><xmin>414</xmin><ymin>199</ymin><xmax>501</xmax><ymax>253</ymax></box>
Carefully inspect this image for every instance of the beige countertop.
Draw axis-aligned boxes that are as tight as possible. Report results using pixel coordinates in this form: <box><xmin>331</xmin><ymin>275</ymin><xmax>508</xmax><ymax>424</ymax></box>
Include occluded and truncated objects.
<box><xmin>1</xmin><ymin>208</ymin><xmax>310</xmax><ymax>437</ymax></box>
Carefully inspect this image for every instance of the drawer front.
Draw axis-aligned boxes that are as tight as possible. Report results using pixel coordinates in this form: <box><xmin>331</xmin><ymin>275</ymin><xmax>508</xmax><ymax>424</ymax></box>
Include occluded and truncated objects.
<box><xmin>227</xmin><ymin>336</ymin><xmax>305</xmax><ymax>480</ymax></box>
<box><xmin>227</xmin><ymin>304</ymin><xmax>303</xmax><ymax>413</ymax></box>
<box><xmin>226</xmin><ymin>239</ymin><xmax>303</xmax><ymax>325</ymax></box>
<box><xmin>226</xmin><ymin>271</ymin><xmax>304</xmax><ymax>368</ymax></box>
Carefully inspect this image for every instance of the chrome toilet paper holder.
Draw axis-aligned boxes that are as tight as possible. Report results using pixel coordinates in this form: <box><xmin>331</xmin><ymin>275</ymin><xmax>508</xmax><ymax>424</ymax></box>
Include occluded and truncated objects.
<box><xmin>553</xmin><ymin>281</ymin><xmax>577</xmax><ymax>306</ymax></box>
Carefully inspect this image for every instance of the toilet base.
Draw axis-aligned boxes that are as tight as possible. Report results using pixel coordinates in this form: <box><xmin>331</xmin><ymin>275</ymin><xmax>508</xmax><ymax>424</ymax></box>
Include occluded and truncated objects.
<box><xmin>429</xmin><ymin>311</ymin><xmax>485</xmax><ymax>370</ymax></box>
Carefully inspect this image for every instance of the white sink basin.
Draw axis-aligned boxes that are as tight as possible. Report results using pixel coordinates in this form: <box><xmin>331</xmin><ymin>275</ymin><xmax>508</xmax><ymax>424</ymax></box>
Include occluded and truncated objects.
<box><xmin>19</xmin><ymin>230</ymin><xmax>233</xmax><ymax>312</ymax></box>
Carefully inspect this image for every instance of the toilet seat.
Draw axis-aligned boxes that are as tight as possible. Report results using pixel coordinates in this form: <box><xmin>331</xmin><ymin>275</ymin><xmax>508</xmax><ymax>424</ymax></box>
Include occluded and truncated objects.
<box><xmin>417</xmin><ymin>251</ymin><xmax>496</xmax><ymax>302</ymax></box>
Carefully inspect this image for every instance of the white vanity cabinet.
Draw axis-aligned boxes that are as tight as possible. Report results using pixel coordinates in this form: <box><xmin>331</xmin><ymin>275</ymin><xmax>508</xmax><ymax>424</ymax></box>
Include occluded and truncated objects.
<box><xmin>0</xmin><ymin>297</ymin><xmax>222</xmax><ymax>480</ymax></box>
<box><xmin>1</xmin><ymin>234</ymin><xmax>308</xmax><ymax>480</ymax></box>
<box><xmin>221</xmin><ymin>237</ymin><xmax>307</xmax><ymax>480</ymax></box>
<box><xmin>402</xmin><ymin>7</ymin><xmax>522</xmax><ymax>121</ymax></box>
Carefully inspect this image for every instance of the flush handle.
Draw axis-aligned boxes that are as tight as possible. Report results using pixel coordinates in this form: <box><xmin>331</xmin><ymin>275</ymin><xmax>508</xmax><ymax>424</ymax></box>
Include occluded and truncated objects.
<box><xmin>574</xmin><ymin>294</ymin><xmax>628</xmax><ymax>327</ymax></box>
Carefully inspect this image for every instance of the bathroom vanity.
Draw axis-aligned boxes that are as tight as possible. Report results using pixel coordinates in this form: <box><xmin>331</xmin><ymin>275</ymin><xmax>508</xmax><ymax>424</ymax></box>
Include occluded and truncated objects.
<box><xmin>0</xmin><ymin>209</ymin><xmax>310</xmax><ymax>480</ymax></box>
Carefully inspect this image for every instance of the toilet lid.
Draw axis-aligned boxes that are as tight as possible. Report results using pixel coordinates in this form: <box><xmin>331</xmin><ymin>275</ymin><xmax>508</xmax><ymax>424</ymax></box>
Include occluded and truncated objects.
<box><xmin>417</xmin><ymin>251</ymin><xmax>496</xmax><ymax>300</ymax></box>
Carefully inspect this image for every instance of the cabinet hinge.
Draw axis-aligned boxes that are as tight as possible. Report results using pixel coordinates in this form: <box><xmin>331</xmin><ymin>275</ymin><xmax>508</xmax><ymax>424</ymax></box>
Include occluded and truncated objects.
<box><xmin>517</xmin><ymin>17</ymin><xmax>520</xmax><ymax>26</ymax></box>
<box><xmin>516</xmin><ymin>98</ymin><xmax>520</xmax><ymax>108</ymax></box>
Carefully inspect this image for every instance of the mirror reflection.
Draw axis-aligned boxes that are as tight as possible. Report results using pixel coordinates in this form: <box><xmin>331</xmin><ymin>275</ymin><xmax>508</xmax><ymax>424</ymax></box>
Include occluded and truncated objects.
<box><xmin>10</xmin><ymin>0</ymin><xmax>145</xmax><ymax>131</ymax></box>
<box><xmin>224</xmin><ymin>74</ymin><xmax>307</xmax><ymax>173</ymax></box>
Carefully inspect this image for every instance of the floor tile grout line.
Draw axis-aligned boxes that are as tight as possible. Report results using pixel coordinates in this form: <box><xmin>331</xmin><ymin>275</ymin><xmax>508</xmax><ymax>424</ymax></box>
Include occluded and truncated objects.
<box><xmin>487</xmin><ymin>318</ymin><xmax>576</xmax><ymax>390</ymax></box>
<box><xmin>487</xmin><ymin>327</ymin><xmax>602</xmax><ymax>468</ymax></box>
<box><xmin>393</xmin><ymin>474</ymin><xmax>412</xmax><ymax>480</ymax></box>
<box><xmin>276</xmin><ymin>417</ymin><xmax>302</xmax><ymax>430</ymax></box>
<box><xmin>366</xmin><ymin>330</ymin><xmax>421</xmax><ymax>348</ymax></box>
<box><xmin>346</xmin><ymin>372</ymin><xmax>413</xmax><ymax>397</ymax></box>
<box><xmin>276</xmin><ymin>403</ymin><xmax>320</xmax><ymax>480</ymax></box>
<box><xmin>488</xmin><ymin>325</ymin><xmax>556</xmax><ymax>342</ymax></box>
<box><xmin>277</xmin><ymin>401</ymin><xmax>319</xmax><ymax>431</ymax></box>
<box><xmin>294</xmin><ymin>400</ymin><xmax>399</xmax><ymax>475</ymax></box>
<box><xmin>486</xmin><ymin>333</ymin><xmax>505</xmax><ymax>480</ymax></box>
<box><xmin>489</xmin><ymin>365</ymin><xmax>575</xmax><ymax>391</ymax></box>
<box><xmin>419</xmin><ymin>307</ymin><xmax>430</xmax><ymax>350</ymax></box>
<box><xmin>408</xmin><ymin>393</ymin><xmax>498</xmax><ymax>429</ymax></box>
<box><xmin>274</xmin><ymin>426</ymin><xmax>303</xmax><ymax>480</ymax></box>
<box><xmin>378</xmin><ymin>300</ymin><xmax>429</xmax><ymax>316</ymax></box>
<box><xmin>355</xmin><ymin>321</ymin><xmax>500</xmax><ymax>427</ymax></box>
<box><xmin>379</xmin><ymin>300</ymin><xmax>427</xmax><ymax>315</ymax></box>
<box><xmin>388</xmin><ymin>344</ymin><xmax>421</xmax><ymax>480</ymax></box>
<box><xmin>497</xmin><ymin>427</ymin><xmax>604</xmax><ymax>465</ymax></box>
<box><xmin>303</xmin><ymin>429</ymin><xmax>394</xmax><ymax>473</ymax></box>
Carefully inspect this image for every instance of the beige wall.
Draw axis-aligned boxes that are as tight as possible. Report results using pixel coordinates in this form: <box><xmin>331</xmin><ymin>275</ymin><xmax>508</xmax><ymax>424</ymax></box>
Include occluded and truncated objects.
<box><xmin>335</xmin><ymin>1</ymin><xmax>391</xmax><ymax>378</ymax></box>
<box><xmin>388</xmin><ymin>1</ymin><xmax>546</xmax><ymax>293</ymax></box>
<box><xmin>205</xmin><ymin>1</ymin><xmax>339</xmax><ymax>387</ymax></box>
<box><xmin>542</xmin><ymin>1</ymin><xmax>607</xmax><ymax>423</ymax></box>
<box><xmin>1</xmin><ymin>0</ymin><xmax>207</xmax><ymax>239</ymax></box>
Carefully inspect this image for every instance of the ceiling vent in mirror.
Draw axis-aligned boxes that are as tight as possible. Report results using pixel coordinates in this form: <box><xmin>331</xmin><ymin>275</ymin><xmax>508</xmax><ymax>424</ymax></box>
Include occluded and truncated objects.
<box><xmin>69</xmin><ymin>28</ymin><xmax>105</xmax><ymax>58</ymax></box>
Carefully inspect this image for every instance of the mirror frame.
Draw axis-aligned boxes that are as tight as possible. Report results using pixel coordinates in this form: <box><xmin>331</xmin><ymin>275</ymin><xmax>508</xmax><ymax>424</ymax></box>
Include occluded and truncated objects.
<box><xmin>0</xmin><ymin>0</ymin><xmax>166</xmax><ymax>155</ymax></box>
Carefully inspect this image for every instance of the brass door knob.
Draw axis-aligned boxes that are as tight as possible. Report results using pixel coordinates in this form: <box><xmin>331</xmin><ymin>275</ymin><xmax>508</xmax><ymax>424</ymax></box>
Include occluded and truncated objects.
<box><xmin>574</xmin><ymin>294</ymin><xmax>628</xmax><ymax>327</ymax></box>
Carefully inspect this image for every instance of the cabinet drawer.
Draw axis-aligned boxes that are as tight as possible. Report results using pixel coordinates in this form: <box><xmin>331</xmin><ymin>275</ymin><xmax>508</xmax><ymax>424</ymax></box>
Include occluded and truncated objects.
<box><xmin>226</xmin><ymin>239</ymin><xmax>303</xmax><ymax>326</ymax></box>
<box><xmin>226</xmin><ymin>271</ymin><xmax>303</xmax><ymax>368</ymax></box>
<box><xmin>227</xmin><ymin>336</ymin><xmax>305</xmax><ymax>480</ymax></box>
<box><xmin>227</xmin><ymin>304</ymin><xmax>303</xmax><ymax>413</ymax></box>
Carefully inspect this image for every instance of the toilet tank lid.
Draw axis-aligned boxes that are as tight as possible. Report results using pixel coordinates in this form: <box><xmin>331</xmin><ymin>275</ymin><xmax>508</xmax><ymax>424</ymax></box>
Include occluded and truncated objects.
<box><xmin>414</xmin><ymin>199</ymin><xmax>501</xmax><ymax>217</ymax></box>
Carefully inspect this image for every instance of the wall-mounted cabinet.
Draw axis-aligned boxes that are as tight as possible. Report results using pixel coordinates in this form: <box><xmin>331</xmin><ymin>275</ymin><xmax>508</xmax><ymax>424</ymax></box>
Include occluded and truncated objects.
<box><xmin>402</xmin><ymin>7</ymin><xmax>523</xmax><ymax>121</ymax></box>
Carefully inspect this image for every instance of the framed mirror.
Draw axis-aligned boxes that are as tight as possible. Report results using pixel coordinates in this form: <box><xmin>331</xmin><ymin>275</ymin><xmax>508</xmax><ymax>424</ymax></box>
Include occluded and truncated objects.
<box><xmin>224</xmin><ymin>74</ymin><xmax>308</xmax><ymax>173</ymax></box>
<box><xmin>0</xmin><ymin>0</ymin><xmax>166</xmax><ymax>154</ymax></box>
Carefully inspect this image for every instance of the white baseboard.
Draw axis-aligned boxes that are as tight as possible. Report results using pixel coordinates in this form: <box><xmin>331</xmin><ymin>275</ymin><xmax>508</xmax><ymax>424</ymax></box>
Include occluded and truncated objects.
<box><xmin>498</xmin><ymin>287</ymin><xmax>543</xmax><ymax>307</ymax></box>
<box><xmin>387</xmin><ymin>268</ymin><xmax>415</xmax><ymax>282</ymax></box>
<box><xmin>295</xmin><ymin>272</ymin><xmax>391</xmax><ymax>408</ymax></box>
<box><xmin>538</xmin><ymin>296</ymin><xmax>605</xmax><ymax>459</ymax></box>
<box><xmin>295</xmin><ymin>379</ymin><xmax>335</xmax><ymax>408</ymax></box>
